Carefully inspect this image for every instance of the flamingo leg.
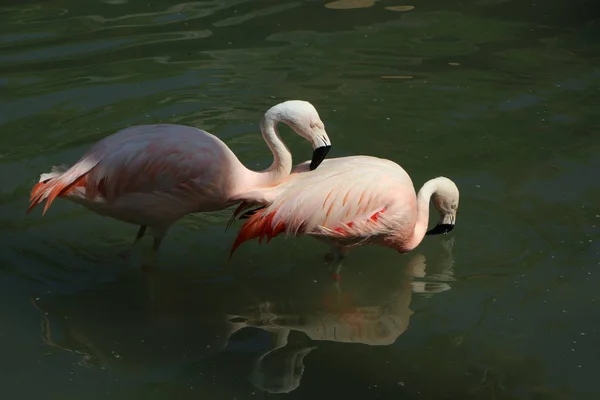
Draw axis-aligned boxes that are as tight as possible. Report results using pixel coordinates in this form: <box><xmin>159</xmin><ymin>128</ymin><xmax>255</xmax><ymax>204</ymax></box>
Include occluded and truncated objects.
<box><xmin>119</xmin><ymin>225</ymin><xmax>148</xmax><ymax>261</ymax></box>
<box><xmin>330</xmin><ymin>256</ymin><xmax>344</xmax><ymax>300</ymax></box>
<box><xmin>324</xmin><ymin>247</ymin><xmax>347</xmax><ymax>301</ymax></box>
<box><xmin>330</xmin><ymin>255</ymin><xmax>344</xmax><ymax>279</ymax></box>
<box><xmin>324</xmin><ymin>246</ymin><xmax>348</xmax><ymax>282</ymax></box>
<box><xmin>151</xmin><ymin>236</ymin><xmax>163</xmax><ymax>253</ymax></box>
<box><xmin>134</xmin><ymin>225</ymin><xmax>147</xmax><ymax>244</ymax></box>
<box><xmin>140</xmin><ymin>234</ymin><xmax>163</xmax><ymax>274</ymax></box>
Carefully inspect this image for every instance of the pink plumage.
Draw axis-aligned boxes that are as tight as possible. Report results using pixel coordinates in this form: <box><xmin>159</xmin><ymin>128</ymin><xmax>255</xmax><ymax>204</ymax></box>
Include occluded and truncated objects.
<box><xmin>230</xmin><ymin>156</ymin><xmax>460</xmax><ymax>259</ymax></box>
<box><xmin>28</xmin><ymin>100</ymin><xmax>332</xmax><ymax>254</ymax></box>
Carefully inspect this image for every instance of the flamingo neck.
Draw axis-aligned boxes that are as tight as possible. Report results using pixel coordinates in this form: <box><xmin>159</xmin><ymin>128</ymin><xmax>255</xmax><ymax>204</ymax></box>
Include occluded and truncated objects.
<box><xmin>402</xmin><ymin>180</ymin><xmax>437</xmax><ymax>252</ymax></box>
<box><xmin>252</xmin><ymin>115</ymin><xmax>293</xmax><ymax>187</ymax></box>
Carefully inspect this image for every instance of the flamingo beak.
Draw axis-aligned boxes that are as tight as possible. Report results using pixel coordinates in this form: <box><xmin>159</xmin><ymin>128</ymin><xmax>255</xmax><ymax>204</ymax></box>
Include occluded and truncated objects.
<box><xmin>425</xmin><ymin>223</ymin><xmax>454</xmax><ymax>236</ymax></box>
<box><xmin>310</xmin><ymin>145</ymin><xmax>331</xmax><ymax>170</ymax></box>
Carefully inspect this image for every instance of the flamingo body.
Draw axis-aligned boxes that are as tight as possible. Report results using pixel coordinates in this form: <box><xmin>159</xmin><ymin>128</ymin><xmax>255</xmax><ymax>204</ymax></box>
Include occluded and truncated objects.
<box><xmin>30</xmin><ymin>125</ymin><xmax>243</xmax><ymax>236</ymax></box>
<box><xmin>230</xmin><ymin>156</ymin><xmax>459</xmax><ymax>258</ymax></box>
<box><xmin>28</xmin><ymin>100</ymin><xmax>332</xmax><ymax>252</ymax></box>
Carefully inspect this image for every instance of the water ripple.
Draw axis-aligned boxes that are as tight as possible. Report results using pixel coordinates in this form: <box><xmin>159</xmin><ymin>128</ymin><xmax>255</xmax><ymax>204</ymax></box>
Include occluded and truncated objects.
<box><xmin>212</xmin><ymin>2</ymin><xmax>300</xmax><ymax>27</ymax></box>
<box><xmin>0</xmin><ymin>31</ymin><xmax>55</xmax><ymax>44</ymax></box>
<box><xmin>0</xmin><ymin>38</ymin><xmax>132</xmax><ymax>63</ymax></box>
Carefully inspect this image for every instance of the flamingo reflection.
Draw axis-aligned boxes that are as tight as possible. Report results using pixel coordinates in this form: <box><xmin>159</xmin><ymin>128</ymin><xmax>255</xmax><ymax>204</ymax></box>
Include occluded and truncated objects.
<box><xmin>32</xmin><ymin>237</ymin><xmax>455</xmax><ymax>394</ymax></box>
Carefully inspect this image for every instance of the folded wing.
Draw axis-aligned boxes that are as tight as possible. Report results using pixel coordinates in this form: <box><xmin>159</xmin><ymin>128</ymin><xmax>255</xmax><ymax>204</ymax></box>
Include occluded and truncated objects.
<box><xmin>230</xmin><ymin>156</ymin><xmax>415</xmax><ymax>255</ymax></box>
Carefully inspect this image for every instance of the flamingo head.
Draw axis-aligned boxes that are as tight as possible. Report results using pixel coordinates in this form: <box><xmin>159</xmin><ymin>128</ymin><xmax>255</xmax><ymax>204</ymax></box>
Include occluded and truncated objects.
<box><xmin>265</xmin><ymin>100</ymin><xmax>332</xmax><ymax>170</ymax></box>
<box><xmin>426</xmin><ymin>177</ymin><xmax>459</xmax><ymax>236</ymax></box>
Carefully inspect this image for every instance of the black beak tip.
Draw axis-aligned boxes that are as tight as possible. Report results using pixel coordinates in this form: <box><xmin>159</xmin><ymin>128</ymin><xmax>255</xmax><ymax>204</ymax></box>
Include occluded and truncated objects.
<box><xmin>425</xmin><ymin>223</ymin><xmax>455</xmax><ymax>236</ymax></box>
<box><xmin>310</xmin><ymin>145</ymin><xmax>332</xmax><ymax>171</ymax></box>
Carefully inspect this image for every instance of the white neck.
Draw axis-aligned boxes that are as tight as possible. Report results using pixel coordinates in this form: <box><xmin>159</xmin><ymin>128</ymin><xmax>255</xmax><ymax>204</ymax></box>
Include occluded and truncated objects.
<box><xmin>241</xmin><ymin>109</ymin><xmax>294</xmax><ymax>190</ymax></box>
<box><xmin>232</xmin><ymin>101</ymin><xmax>315</xmax><ymax>198</ymax></box>
<box><xmin>261</xmin><ymin>114</ymin><xmax>293</xmax><ymax>177</ymax></box>
<box><xmin>402</xmin><ymin>179</ymin><xmax>438</xmax><ymax>252</ymax></box>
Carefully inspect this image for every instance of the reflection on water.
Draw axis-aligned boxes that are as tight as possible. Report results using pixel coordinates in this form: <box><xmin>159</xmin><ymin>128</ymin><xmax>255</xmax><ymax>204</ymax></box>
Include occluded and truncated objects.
<box><xmin>32</xmin><ymin>240</ymin><xmax>454</xmax><ymax>394</ymax></box>
<box><xmin>1</xmin><ymin>0</ymin><xmax>599</xmax><ymax>398</ymax></box>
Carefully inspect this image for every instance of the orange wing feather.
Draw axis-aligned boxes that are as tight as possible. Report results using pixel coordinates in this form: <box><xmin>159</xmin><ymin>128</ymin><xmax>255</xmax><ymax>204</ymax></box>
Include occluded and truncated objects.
<box><xmin>229</xmin><ymin>205</ymin><xmax>388</xmax><ymax>257</ymax></box>
<box><xmin>229</xmin><ymin>208</ymin><xmax>288</xmax><ymax>258</ymax></box>
<box><xmin>228</xmin><ymin>156</ymin><xmax>414</xmax><ymax>257</ymax></box>
<box><xmin>27</xmin><ymin>174</ymin><xmax>90</xmax><ymax>215</ymax></box>
<box><xmin>27</xmin><ymin>124</ymin><xmax>225</xmax><ymax>216</ymax></box>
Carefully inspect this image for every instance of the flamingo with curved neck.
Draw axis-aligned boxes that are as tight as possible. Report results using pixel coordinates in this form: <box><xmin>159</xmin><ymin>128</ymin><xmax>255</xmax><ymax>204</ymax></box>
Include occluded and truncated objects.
<box><xmin>27</xmin><ymin>100</ymin><xmax>333</xmax><ymax>256</ymax></box>
<box><xmin>237</xmin><ymin>100</ymin><xmax>332</xmax><ymax>192</ymax></box>
<box><xmin>400</xmin><ymin>176</ymin><xmax>459</xmax><ymax>251</ymax></box>
<box><xmin>229</xmin><ymin>155</ymin><xmax>459</xmax><ymax>279</ymax></box>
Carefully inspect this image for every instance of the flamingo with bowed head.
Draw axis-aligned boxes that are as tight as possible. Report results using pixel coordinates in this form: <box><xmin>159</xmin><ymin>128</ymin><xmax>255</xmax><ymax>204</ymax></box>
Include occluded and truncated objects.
<box><xmin>27</xmin><ymin>100</ymin><xmax>332</xmax><ymax>255</ymax></box>
<box><xmin>229</xmin><ymin>156</ymin><xmax>459</xmax><ymax>280</ymax></box>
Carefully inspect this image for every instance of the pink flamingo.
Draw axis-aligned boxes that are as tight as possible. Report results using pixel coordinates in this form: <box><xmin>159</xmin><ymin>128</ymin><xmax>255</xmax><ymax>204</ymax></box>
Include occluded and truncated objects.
<box><xmin>228</xmin><ymin>155</ymin><xmax>459</xmax><ymax>280</ymax></box>
<box><xmin>27</xmin><ymin>100</ymin><xmax>332</xmax><ymax>255</ymax></box>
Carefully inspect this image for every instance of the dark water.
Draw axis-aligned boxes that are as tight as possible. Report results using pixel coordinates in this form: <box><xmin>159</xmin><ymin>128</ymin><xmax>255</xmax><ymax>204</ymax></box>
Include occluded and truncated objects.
<box><xmin>1</xmin><ymin>0</ymin><xmax>599</xmax><ymax>399</ymax></box>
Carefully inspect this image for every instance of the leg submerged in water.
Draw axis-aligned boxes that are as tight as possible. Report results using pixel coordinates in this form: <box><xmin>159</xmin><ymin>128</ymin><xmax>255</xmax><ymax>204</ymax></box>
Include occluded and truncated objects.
<box><xmin>151</xmin><ymin>236</ymin><xmax>163</xmax><ymax>253</ymax></box>
<box><xmin>119</xmin><ymin>225</ymin><xmax>148</xmax><ymax>261</ymax></box>
<box><xmin>140</xmin><ymin>237</ymin><xmax>162</xmax><ymax>273</ymax></box>
<box><xmin>324</xmin><ymin>246</ymin><xmax>348</xmax><ymax>282</ymax></box>
<box><xmin>140</xmin><ymin>226</ymin><xmax>168</xmax><ymax>274</ymax></box>
<box><xmin>135</xmin><ymin>225</ymin><xmax>147</xmax><ymax>244</ymax></box>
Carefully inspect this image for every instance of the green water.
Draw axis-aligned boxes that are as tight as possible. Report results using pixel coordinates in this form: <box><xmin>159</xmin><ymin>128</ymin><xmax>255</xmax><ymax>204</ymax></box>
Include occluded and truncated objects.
<box><xmin>1</xmin><ymin>0</ymin><xmax>599</xmax><ymax>398</ymax></box>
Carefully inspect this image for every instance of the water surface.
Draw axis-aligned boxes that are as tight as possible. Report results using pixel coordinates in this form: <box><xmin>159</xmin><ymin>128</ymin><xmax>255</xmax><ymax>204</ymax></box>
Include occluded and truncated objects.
<box><xmin>1</xmin><ymin>0</ymin><xmax>599</xmax><ymax>399</ymax></box>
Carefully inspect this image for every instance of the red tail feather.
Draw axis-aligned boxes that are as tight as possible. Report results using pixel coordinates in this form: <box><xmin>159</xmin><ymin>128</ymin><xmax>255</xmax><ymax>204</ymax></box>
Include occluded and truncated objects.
<box><xmin>229</xmin><ymin>208</ymin><xmax>286</xmax><ymax>258</ymax></box>
<box><xmin>28</xmin><ymin>181</ymin><xmax>46</xmax><ymax>204</ymax></box>
<box><xmin>27</xmin><ymin>175</ymin><xmax>87</xmax><ymax>215</ymax></box>
<box><xmin>27</xmin><ymin>180</ymin><xmax>52</xmax><ymax>214</ymax></box>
